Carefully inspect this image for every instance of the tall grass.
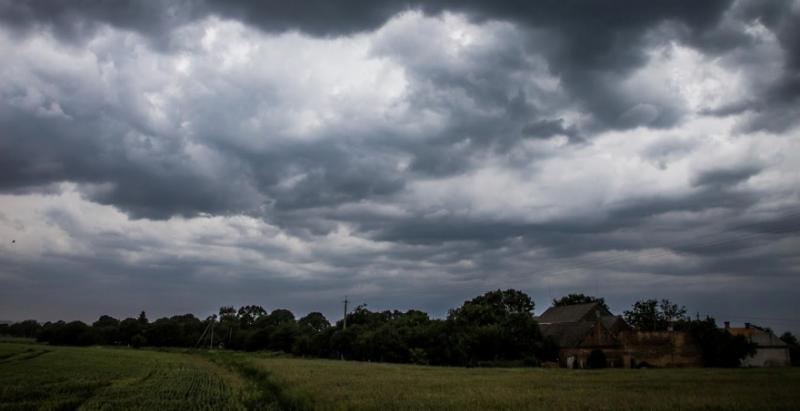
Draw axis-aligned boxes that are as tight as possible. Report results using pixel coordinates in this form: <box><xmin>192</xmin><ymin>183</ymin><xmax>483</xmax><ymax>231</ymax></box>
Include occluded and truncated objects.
<box><xmin>244</xmin><ymin>356</ymin><xmax>800</xmax><ymax>411</ymax></box>
<box><xmin>0</xmin><ymin>342</ymin><xmax>246</xmax><ymax>410</ymax></box>
<box><xmin>2</xmin><ymin>342</ymin><xmax>799</xmax><ymax>411</ymax></box>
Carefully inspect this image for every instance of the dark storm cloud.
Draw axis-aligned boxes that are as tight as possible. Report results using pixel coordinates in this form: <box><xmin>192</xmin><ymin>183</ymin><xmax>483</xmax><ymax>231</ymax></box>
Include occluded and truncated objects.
<box><xmin>2</xmin><ymin>0</ymin><xmax>799</xmax><ymax>331</ymax></box>
<box><xmin>0</xmin><ymin>0</ymin><xmax>204</xmax><ymax>48</ymax></box>
<box><xmin>691</xmin><ymin>164</ymin><xmax>763</xmax><ymax>188</ymax></box>
<box><xmin>522</xmin><ymin>118</ymin><xmax>581</xmax><ymax>142</ymax></box>
<box><xmin>707</xmin><ymin>0</ymin><xmax>800</xmax><ymax>132</ymax></box>
<box><xmin>0</xmin><ymin>102</ymin><xmax>264</xmax><ymax>219</ymax></box>
<box><xmin>4</xmin><ymin>0</ymin><xmax>796</xmax><ymax>134</ymax></box>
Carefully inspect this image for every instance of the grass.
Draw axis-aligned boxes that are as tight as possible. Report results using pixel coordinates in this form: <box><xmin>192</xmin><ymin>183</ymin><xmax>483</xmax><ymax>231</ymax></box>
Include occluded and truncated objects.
<box><xmin>0</xmin><ymin>342</ymin><xmax>247</xmax><ymax>411</ymax></box>
<box><xmin>2</xmin><ymin>341</ymin><xmax>800</xmax><ymax>411</ymax></box>
<box><xmin>242</xmin><ymin>355</ymin><xmax>800</xmax><ymax>411</ymax></box>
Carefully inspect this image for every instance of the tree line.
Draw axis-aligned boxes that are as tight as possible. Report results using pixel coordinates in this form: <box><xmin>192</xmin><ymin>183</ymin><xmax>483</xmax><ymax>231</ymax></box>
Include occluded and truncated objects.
<box><xmin>2</xmin><ymin>290</ymin><xmax>796</xmax><ymax>367</ymax></box>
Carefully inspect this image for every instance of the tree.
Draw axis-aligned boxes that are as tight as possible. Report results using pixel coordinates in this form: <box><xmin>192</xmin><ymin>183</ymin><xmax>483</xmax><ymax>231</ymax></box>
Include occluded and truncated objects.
<box><xmin>552</xmin><ymin>294</ymin><xmax>609</xmax><ymax>311</ymax></box>
<box><xmin>137</xmin><ymin>311</ymin><xmax>149</xmax><ymax>325</ymax></box>
<box><xmin>237</xmin><ymin>305</ymin><xmax>267</xmax><ymax>329</ymax></box>
<box><xmin>131</xmin><ymin>334</ymin><xmax>147</xmax><ymax>349</ymax></box>
<box><xmin>118</xmin><ymin>318</ymin><xmax>143</xmax><ymax>345</ymax></box>
<box><xmin>780</xmin><ymin>332</ymin><xmax>798</xmax><ymax>346</ymax></box>
<box><xmin>676</xmin><ymin>318</ymin><xmax>756</xmax><ymax>367</ymax></box>
<box><xmin>269</xmin><ymin>322</ymin><xmax>299</xmax><ymax>352</ymax></box>
<box><xmin>780</xmin><ymin>332</ymin><xmax>800</xmax><ymax>366</ymax></box>
<box><xmin>298</xmin><ymin>312</ymin><xmax>330</xmax><ymax>334</ymax></box>
<box><xmin>658</xmin><ymin>300</ymin><xmax>688</xmax><ymax>324</ymax></box>
<box><xmin>218</xmin><ymin>306</ymin><xmax>240</xmax><ymax>348</ymax></box>
<box><xmin>447</xmin><ymin>289</ymin><xmax>541</xmax><ymax>365</ymax></box>
<box><xmin>219</xmin><ymin>306</ymin><xmax>237</xmax><ymax>321</ymax></box>
<box><xmin>92</xmin><ymin>315</ymin><xmax>120</xmax><ymax>344</ymax></box>
<box><xmin>448</xmin><ymin>289</ymin><xmax>535</xmax><ymax>326</ymax></box>
<box><xmin>9</xmin><ymin>320</ymin><xmax>41</xmax><ymax>338</ymax></box>
<box><xmin>624</xmin><ymin>299</ymin><xmax>688</xmax><ymax>331</ymax></box>
<box><xmin>260</xmin><ymin>309</ymin><xmax>295</xmax><ymax>328</ymax></box>
<box><xmin>49</xmin><ymin>321</ymin><xmax>93</xmax><ymax>346</ymax></box>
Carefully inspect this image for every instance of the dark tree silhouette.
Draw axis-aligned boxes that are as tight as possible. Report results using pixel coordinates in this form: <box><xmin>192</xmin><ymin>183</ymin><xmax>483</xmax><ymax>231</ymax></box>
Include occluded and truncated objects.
<box><xmin>624</xmin><ymin>299</ymin><xmax>688</xmax><ymax>331</ymax></box>
<box><xmin>552</xmin><ymin>294</ymin><xmax>609</xmax><ymax>311</ymax></box>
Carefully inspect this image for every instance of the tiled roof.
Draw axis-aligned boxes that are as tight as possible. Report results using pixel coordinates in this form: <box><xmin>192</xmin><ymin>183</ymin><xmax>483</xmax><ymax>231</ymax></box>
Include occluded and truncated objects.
<box><xmin>540</xmin><ymin>322</ymin><xmax>596</xmax><ymax>347</ymax></box>
<box><xmin>728</xmin><ymin>327</ymin><xmax>788</xmax><ymax>348</ymax></box>
<box><xmin>536</xmin><ymin>302</ymin><xmax>609</xmax><ymax>324</ymax></box>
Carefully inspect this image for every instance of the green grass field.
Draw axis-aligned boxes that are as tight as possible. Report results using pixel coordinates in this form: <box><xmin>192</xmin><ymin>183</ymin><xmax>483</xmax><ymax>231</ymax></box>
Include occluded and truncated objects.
<box><xmin>2</xmin><ymin>341</ymin><xmax>799</xmax><ymax>411</ymax></box>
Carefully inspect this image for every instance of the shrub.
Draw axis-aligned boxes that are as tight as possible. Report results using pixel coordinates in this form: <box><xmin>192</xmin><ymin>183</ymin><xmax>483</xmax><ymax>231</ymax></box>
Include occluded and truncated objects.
<box><xmin>131</xmin><ymin>334</ymin><xmax>147</xmax><ymax>349</ymax></box>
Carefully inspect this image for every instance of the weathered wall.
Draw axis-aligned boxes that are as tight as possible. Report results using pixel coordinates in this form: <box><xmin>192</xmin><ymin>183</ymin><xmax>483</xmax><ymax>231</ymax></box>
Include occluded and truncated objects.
<box><xmin>560</xmin><ymin>348</ymin><xmax>626</xmax><ymax>368</ymax></box>
<box><xmin>558</xmin><ymin>322</ymin><xmax>626</xmax><ymax>368</ymax></box>
<box><xmin>619</xmin><ymin>331</ymin><xmax>703</xmax><ymax>368</ymax></box>
<box><xmin>554</xmin><ymin>327</ymin><xmax>704</xmax><ymax>368</ymax></box>
<box><xmin>741</xmin><ymin>347</ymin><xmax>790</xmax><ymax>367</ymax></box>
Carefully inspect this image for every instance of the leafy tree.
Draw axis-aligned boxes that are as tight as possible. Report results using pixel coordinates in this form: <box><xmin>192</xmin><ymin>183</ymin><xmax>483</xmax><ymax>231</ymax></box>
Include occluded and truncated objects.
<box><xmin>131</xmin><ymin>334</ymin><xmax>147</xmax><ymax>349</ymax></box>
<box><xmin>298</xmin><ymin>312</ymin><xmax>330</xmax><ymax>334</ymax></box>
<box><xmin>781</xmin><ymin>332</ymin><xmax>800</xmax><ymax>366</ymax></box>
<box><xmin>219</xmin><ymin>306</ymin><xmax>237</xmax><ymax>321</ymax></box>
<box><xmin>9</xmin><ymin>320</ymin><xmax>41</xmax><ymax>338</ymax></box>
<box><xmin>675</xmin><ymin>318</ymin><xmax>756</xmax><ymax>367</ymax></box>
<box><xmin>260</xmin><ymin>309</ymin><xmax>295</xmax><ymax>328</ymax></box>
<box><xmin>448</xmin><ymin>289</ymin><xmax>535</xmax><ymax>326</ymax></box>
<box><xmin>237</xmin><ymin>305</ymin><xmax>267</xmax><ymax>329</ymax></box>
<box><xmin>624</xmin><ymin>299</ymin><xmax>688</xmax><ymax>331</ymax></box>
<box><xmin>92</xmin><ymin>315</ymin><xmax>120</xmax><ymax>344</ymax></box>
<box><xmin>780</xmin><ymin>332</ymin><xmax>798</xmax><ymax>346</ymax></box>
<box><xmin>218</xmin><ymin>307</ymin><xmax>241</xmax><ymax>347</ymax></box>
<box><xmin>447</xmin><ymin>289</ymin><xmax>540</xmax><ymax>365</ymax></box>
<box><xmin>137</xmin><ymin>311</ymin><xmax>149</xmax><ymax>325</ymax></box>
<box><xmin>269</xmin><ymin>322</ymin><xmax>299</xmax><ymax>352</ymax></box>
<box><xmin>552</xmin><ymin>294</ymin><xmax>609</xmax><ymax>311</ymax></box>
<box><xmin>118</xmin><ymin>318</ymin><xmax>143</xmax><ymax>345</ymax></box>
<box><xmin>49</xmin><ymin>321</ymin><xmax>93</xmax><ymax>346</ymax></box>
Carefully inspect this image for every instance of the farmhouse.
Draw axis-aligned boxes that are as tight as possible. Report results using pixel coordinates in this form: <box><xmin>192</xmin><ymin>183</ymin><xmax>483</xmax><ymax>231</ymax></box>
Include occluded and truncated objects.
<box><xmin>725</xmin><ymin>322</ymin><xmax>791</xmax><ymax>367</ymax></box>
<box><xmin>536</xmin><ymin>302</ymin><xmax>702</xmax><ymax>368</ymax></box>
<box><xmin>536</xmin><ymin>302</ymin><xmax>628</xmax><ymax>368</ymax></box>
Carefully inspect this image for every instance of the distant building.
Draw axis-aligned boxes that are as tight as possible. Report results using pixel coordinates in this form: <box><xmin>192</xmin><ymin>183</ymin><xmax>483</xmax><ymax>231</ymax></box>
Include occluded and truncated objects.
<box><xmin>536</xmin><ymin>302</ymin><xmax>702</xmax><ymax>368</ymax></box>
<box><xmin>725</xmin><ymin>322</ymin><xmax>790</xmax><ymax>367</ymax></box>
<box><xmin>536</xmin><ymin>302</ymin><xmax>628</xmax><ymax>368</ymax></box>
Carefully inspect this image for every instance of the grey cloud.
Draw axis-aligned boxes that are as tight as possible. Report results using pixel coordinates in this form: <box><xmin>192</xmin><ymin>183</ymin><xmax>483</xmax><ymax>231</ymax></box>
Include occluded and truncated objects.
<box><xmin>0</xmin><ymin>0</ymin><xmax>204</xmax><ymax>48</ymax></box>
<box><xmin>1</xmin><ymin>0</ymin><xmax>738</xmax><ymax>133</ymax></box>
<box><xmin>2</xmin><ymin>1</ymin><xmax>799</xmax><ymax>332</ymax></box>
<box><xmin>691</xmin><ymin>164</ymin><xmax>763</xmax><ymax>188</ymax></box>
<box><xmin>7</xmin><ymin>0</ymin><xmax>799</xmax><ymax>135</ymax></box>
<box><xmin>522</xmin><ymin>118</ymin><xmax>581</xmax><ymax>142</ymax></box>
<box><xmin>709</xmin><ymin>1</ymin><xmax>800</xmax><ymax>133</ymax></box>
<box><xmin>0</xmin><ymin>101</ymin><xmax>265</xmax><ymax>219</ymax></box>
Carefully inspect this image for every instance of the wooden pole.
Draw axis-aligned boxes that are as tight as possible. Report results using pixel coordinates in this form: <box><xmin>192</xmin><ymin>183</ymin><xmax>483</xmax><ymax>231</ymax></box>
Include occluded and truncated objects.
<box><xmin>343</xmin><ymin>297</ymin><xmax>349</xmax><ymax>330</ymax></box>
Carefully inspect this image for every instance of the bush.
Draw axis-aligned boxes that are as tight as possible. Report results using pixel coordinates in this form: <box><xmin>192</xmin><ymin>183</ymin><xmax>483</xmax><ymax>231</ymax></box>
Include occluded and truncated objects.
<box><xmin>131</xmin><ymin>334</ymin><xmax>147</xmax><ymax>349</ymax></box>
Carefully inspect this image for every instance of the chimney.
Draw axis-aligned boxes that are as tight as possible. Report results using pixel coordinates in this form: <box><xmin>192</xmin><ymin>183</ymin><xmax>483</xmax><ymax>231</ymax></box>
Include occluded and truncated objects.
<box><xmin>745</xmin><ymin>322</ymin><xmax>750</xmax><ymax>329</ymax></box>
<box><xmin>724</xmin><ymin>321</ymin><xmax>730</xmax><ymax>329</ymax></box>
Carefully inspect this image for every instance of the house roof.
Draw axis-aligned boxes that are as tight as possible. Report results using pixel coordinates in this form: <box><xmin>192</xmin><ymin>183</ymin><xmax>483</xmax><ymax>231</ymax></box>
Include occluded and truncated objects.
<box><xmin>728</xmin><ymin>327</ymin><xmax>788</xmax><ymax>348</ymax></box>
<box><xmin>536</xmin><ymin>302</ymin><xmax>610</xmax><ymax>324</ymax></box>
<box><xmin>540</xmin><ymin>322</ymin><xmax>596</xmax><ymax>347</ymax></box>
<box><xmin>600</xmin><ymin>315</ymin><xmax>628</xmax><ymax>331</ymax></box>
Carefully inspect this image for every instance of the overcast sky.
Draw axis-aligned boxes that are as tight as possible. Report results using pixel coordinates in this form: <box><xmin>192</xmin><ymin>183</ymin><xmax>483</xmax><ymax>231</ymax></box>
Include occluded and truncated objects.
<box><xmin>1</xmin><ymin>0</ymin><xmax>799</xmax><ymax>332</ymax></box>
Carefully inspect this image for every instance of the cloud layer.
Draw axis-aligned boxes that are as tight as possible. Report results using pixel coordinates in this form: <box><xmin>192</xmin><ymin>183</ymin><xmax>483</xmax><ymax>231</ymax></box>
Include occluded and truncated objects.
<box><xmin>1</xmin><ymin>1</ymin><xmax>799</xmax><ymax>331</ymax></box>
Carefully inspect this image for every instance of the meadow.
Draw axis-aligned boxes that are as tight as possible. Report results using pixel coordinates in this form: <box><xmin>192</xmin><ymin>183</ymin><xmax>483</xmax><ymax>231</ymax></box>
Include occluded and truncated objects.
<box><xmin>2</xmin><ymin>340</ymin><xmax>800</xmax><ymax>411</ymax></box>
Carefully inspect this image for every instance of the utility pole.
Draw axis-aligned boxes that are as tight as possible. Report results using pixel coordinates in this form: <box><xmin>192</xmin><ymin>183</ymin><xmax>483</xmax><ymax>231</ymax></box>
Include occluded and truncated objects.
<box><xmin>343</xmin><ymin>296</ymin><xmax>349</xmax><ymax>330</ymax></box>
